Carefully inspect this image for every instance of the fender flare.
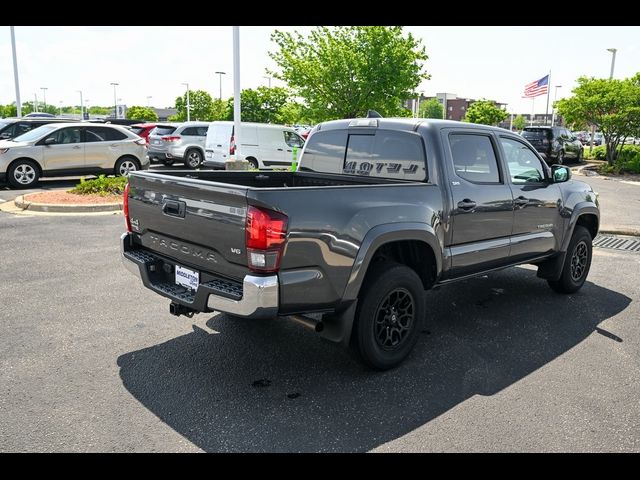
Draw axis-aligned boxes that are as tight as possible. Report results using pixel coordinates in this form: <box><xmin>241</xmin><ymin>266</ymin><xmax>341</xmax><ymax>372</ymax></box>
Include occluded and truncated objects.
<box><xmin>561</xmin><ymin>203</ymin><xmax>599</xmax><ymax>252</ymax></box>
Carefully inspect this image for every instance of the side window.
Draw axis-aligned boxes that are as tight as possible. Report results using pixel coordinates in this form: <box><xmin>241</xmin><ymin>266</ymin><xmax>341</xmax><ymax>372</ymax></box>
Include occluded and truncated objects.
<box><xmin>53</xmin><ymin>127</ymin><xmax>82</xmax><ymax>144</ymax></box>
<box><xmin>85</xmin><ymin>127</ymin><xmax>127</xmax><ymax>142</ymax></box>
<box><xmin>450</xmin><ymin>134</ymin><xmax>500</xmax><ymax>183</ymax></box>
<box><xmin>181</xmin><ymin>127</ymin><xmax>196</xmax><ymax>136</ymax></box>
<box><xmin>344</xmin><ymin>130</ymin><xmax>426</xmax><ymax>180</ymax></box>
<box><xmin>284</xmin><ymin>131</ymin><xmax>304</xmax><ymax>148</ymax></box>
<box><xmin>14</xmin><ymin>123</ymin><xmax>33</xmax><ymax>137</ymax></box>
<box><xmin>500</xmin><ymin>137</ymin><xmax>545</xmax><ymax>184</ymax></box>
<box><xmin>299</xmin><ymin>130</ymin><xmax>347</xmax><ymax>174</ymax></box>
<box><xmin>0</xmin><ymin>123</ymin><xmax>16</xmax><ymax>138</ymax></box>
<box><xmin>196</xmin><ymin>126</ymin><xmax>208</xmax><ymax>136</ymax></box>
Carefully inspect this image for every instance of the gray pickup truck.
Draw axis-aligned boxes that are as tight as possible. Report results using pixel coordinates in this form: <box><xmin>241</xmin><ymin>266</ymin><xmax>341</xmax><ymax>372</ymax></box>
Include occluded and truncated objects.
<box><xmin>121</xmin><ymin>118</ymin><xmax>599</xmax><ymax>369</ymax></box>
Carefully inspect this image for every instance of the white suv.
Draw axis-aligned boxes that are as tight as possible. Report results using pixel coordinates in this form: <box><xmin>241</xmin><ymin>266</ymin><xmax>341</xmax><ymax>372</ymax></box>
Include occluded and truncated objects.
<box><xmin>0</xmin><ymin>123</ymin><xmax>149</xmax><ymax>189</ymax></box>
<box><xmin>147</xmin><ymin>122</ymin><xmax>209</xmax><ymax>168</ymax></box>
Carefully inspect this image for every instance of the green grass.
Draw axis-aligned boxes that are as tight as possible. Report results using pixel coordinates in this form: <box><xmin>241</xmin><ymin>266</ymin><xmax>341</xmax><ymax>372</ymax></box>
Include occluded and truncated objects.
<box><xmin>70</xmin><ymin>175</ymin><xmax>128</xmax><ymax>196</ymax></box>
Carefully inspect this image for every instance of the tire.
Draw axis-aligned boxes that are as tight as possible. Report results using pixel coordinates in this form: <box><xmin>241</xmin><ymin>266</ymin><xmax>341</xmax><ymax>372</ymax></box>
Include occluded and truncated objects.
<box><xmin>556</xmin><ymin>150</ymin><xmax>564</xmax><ymax>165</ymax></box>
<box><xmin>247</xmin><ymin>157</ymin><xmax>259</xmax><ymax>169</ymax></box>
<box><xmin>162</xmin><ymin>159</ymin><xmax>175</xmax><ymax>166</ymax></box>
<box><xmin>114</xmin><ymin>157</ymin><xmax>140</xmax><ymax>177</ymax></box>
<box><xmin>352</xmin><ymin>261</ymin><xmax>424</xmax><ymax>370</ymax></box>
<box><xmin>7</xmin><ymin>159</ymin><xmax>40</xmax><ymax>189</ymax></box>
<box><xmin>547</xmin><ymin>225</ymin><xmax>592</xmax><ymax>294</ymax></box>
<box><xmin>185</xmin><ymin>149</ymin><xmax>203</xmax><ymax>169</ymax></box>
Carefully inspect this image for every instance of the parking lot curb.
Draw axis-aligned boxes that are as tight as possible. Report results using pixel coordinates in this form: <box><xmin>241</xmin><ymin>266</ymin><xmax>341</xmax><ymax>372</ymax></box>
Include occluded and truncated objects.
<box><xmin>14</xmin><ymin>194</ymin><xmax>123</xmax><ymax>213</ymax></box>
<box><xmin>599</xmin><ymin>228</ymin><xmax>640</xmax><ymax>237</ymax></box>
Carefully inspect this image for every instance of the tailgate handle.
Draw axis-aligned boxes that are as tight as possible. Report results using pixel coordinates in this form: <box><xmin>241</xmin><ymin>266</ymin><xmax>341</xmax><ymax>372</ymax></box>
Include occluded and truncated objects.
<box><xmin>162</xmin><ymin>200</ymin><xmax>186</xmax><ymax>218</ymax></box>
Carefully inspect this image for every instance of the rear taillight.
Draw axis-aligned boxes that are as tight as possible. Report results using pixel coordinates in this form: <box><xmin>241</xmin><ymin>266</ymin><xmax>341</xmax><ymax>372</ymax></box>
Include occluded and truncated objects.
<box><xmin>161</xmin><ymin>136</ymin><xmax>181</xmax><ymax>142</ymax></box>
<box><xmin>123</xmin><ymin>182</ymin><xmax>131</xmax><ymax>233</ymax></box>
<box><xmin>245</xmin><ymin>206</ymin><xmax>288</xmax><ymax>273</ymax></box>
<box><xmin>230</xmin><ymin>134</ymin><xmax>236</xmax><ymax>155</ymax></box>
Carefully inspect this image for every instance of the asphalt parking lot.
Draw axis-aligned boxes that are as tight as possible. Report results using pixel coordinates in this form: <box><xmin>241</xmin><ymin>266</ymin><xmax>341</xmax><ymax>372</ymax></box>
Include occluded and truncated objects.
<box><xmin>0</xmin><ymin>212</ymin><xmax>638</xmax><ymax>452</ymax></box>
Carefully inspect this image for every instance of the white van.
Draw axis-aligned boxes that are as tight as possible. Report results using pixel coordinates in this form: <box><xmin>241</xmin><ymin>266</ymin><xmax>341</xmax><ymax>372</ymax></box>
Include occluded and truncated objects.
<box><xmin>203</xmin><ymin>121</ymin><xmax>305</xmax><ymax>169</ymax></box>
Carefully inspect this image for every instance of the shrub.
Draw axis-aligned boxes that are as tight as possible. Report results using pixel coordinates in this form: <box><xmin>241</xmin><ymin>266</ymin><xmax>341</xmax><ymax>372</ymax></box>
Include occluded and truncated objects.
<box><xmin>591</xmin><ymin>145</ymin><xmax>606</xmax><ymax>160</ymax></box>
<box><xmin>596</xmin><ymin>145</ymin><xmax>640</xmax><ymax>174</ymax></box>
<box><xmin>70</xmin><ymin>175</ymin><xmax>128</xmax><ymax>196</ymax></box>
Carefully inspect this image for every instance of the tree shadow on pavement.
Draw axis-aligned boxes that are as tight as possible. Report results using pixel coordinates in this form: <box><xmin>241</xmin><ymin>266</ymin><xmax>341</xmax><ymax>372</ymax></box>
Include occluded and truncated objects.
<box><xmin>117</xmin><ymin>266</ymin><xmax>630</xmax><ymax>452</ymax></box>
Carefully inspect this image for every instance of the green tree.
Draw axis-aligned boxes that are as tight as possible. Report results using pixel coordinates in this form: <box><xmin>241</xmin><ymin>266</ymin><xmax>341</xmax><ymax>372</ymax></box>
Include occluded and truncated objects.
<box><xmin>419</xmin><ymin>98</ymin><xmax>443</xmax><ymax>119</ymax></box>
<box><xmin>174</xmin><ymin>90</ymin><xmax>215</xmax><ymax>121</ymax></box>
<box><xmin>210</xmin><ymin>98</ymin><xmax>227</xmax><ymax>121</ymax></box>
<box><xmin>126</xmin><ymin>106</ymin><xmax>158</xmax><ymax>121</ymax></box>
<box><xmin>463</xmin><ymin>100</ymin><xmax>508</xmax><ymax>126</ymax></box>
<box><xmin>225</xmin><ymin>87</ymin><xmax>290</xmax><ymax>123</ymax></box>
<box><xmin>269</xmin><ymin>26</ymin><xmax>429</xmax><ymax>121</ymax></box>
<box><xmin>89</xmin><ymin>106</ymin><xmax>112</xmax><ymax>115</ymax></box>
<box><xmin>513</xmin><ymin>115</ymin><xmax>527</xmax><ymax>131</ymax></box>
<box><xmin>557</xmin><ymin>75</ymin><xmax>640</xmax><ymax>164</ymax></box>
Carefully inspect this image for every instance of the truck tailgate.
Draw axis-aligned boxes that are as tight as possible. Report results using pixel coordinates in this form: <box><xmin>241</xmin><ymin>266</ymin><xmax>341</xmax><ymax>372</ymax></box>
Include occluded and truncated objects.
<box><xmin>127</xmin><ymin>171</ymin><xmax>249</xmax><ymax>280</ymax></box>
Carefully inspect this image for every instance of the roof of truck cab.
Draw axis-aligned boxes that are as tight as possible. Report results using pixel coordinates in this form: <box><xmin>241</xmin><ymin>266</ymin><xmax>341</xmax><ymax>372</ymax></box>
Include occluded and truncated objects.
<box><xmin>316</xmin><ymin>118</ymin><xmax>506</xmax><ymax>134</ymax></box>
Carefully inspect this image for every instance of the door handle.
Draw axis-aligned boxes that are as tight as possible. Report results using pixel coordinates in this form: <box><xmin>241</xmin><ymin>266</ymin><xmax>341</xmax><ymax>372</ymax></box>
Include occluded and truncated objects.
<box><xmin>216</xmin><ymin>144</ymin><xmax>222</xmax><ymax>147</ymax></box>
<box><xmin>286</xmin><ymin>149</ymin><xmax>292</xmax><ymax>153</ymax></box>
<box><xmin>110</xmin><ymin>143</ymin><xmax>119</xmax><ymax>147</ymax></box>
<box><xmin>277</xmin><ymin>148</ymin><xmax>284</xmax><ymax>151</ymax></box>
<box><xmin>514</xmin><ymin>196</ymin><xmax>529</xmax><ymax>208</ymax></box>
<box><xmin>72</xmin><ymin>145</ymin><xmax>81</xmax><ymax>149</ymax></box>
<box><xmin>162</xmin><ymin>200</ymin><xmax>186</xmax><ymax>218</ymax></box>
<box><xmin>457</xmin><ymin>199</ymin><xmax>477</xmax><ymax>211</ymax></box>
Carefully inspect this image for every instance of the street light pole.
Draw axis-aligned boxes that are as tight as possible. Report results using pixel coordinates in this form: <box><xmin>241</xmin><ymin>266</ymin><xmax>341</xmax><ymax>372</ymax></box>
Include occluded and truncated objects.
<box><xmin>10</xmin><ymin>26</ymin><xmax>22</xmax><ymax>117</ymax></box>
<box><xmin>233</xmin><ymin>26</ymin><xmax>241</xmax><ymax>159</ymax></box>
<box><xmin>607</xmin><ymin>48</ymin><xmax>617</xmax><ymax>79</ymax></box>
<box><xmin>551</xmin><ymin>85</ymin><xmax>562</xmax><ymax>126</ymax></box>
<box><xmin>146</xmin><ymin>96</ymin><xmax>152</xmax><ymax>107</ymax></box>
<box><xmin>77</xmin><ymin>90</ymin><xmax>83</xmax><ymax>119</ymax></box>
<box><xmin>110</xmin><ymin>82</ymin><xmax>118</xmax><ymax>118</ymax></box>
<box><xmin>263</xmin><ymin>76</ymin><xmax>272</xmax><ymax>88</ymax></box>
<box><xmin>181</xmin><ymin>83</ymin><xmax>190</xmax><ymax>122</ymax></box>
<box><xmin>40</xmin><ymin>87</ymin><xmax>48</xmax><ymax>111</ymax></box>
<box><xmin>215</xmin><ymin>71</ymin><xmax>226</xmax><ymax>100</ymax></box>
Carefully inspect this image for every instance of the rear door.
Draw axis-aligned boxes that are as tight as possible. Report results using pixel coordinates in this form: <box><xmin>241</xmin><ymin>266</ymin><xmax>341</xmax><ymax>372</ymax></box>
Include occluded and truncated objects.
<box><xmin>148</xmin><ymin>124</ymin><xmax>177</xmax><ymax>155</ymax></box>
<box><xmin>205</xmin><ymin>122</ymin><xmax>233</xmax><ymax>164</ymax></box>
<box><xmin>444</xmin><ymin>130</ymin><xmax>514</xmax><ymax>276</ymax></box>
<box><xmin>40</xmin><ymin>126</ymin><xmax>85</xmax><ymax>171</ymax></box>
<box><xmin>84</xmin><ymin>126</ymin><xmax>129</xmax><ymax>168</ymax></box>
<box><xmin>257</xmin><ymin>127</ymin><xmax>286</xmax><ymax>166</ymax></box>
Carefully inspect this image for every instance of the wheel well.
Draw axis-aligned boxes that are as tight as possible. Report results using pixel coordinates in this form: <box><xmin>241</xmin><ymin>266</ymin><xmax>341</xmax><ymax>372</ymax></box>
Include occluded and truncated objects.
<box><xmin>368</xmin><ymin>240</ymin><xmax>437</xmax><ymax>290</ymax></box>
<box><xmin>8</xmin><ymin>157</ymin><xmax>42</xmax><ymax>176</ymax></box>
<box><xmin>186</xmin><ymin>147</ymin><xmax>204</xmax><ymax>157</ymax></box>
<box><xmin>576</xmin><ymin>214</ymin><xmax>598</xmax><ymax>239</ymax></box>
<box><xmin>116</xmin><ymin>155</ymin><xmax>140</xmax><ymax>167</ymax></box>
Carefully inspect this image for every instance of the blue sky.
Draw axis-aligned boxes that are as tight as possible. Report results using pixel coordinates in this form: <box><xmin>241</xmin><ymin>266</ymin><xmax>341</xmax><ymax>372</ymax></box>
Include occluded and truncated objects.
<box><xmin>1</xmin><ymin>26</ymin><xmax>638</xmax><ymax>115</ymax></box>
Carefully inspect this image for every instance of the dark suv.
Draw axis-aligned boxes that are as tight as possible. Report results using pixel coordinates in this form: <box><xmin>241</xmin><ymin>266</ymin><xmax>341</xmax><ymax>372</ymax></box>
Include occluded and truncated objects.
<box><xmin>521</xmin><ymin>126</ymin><xmax>583</xmax><ymax>164</ymax></box>
<box><xmin>0</xmin><ymin>118</ymin><xmax>78</xmax><ymax>141</ymax></box>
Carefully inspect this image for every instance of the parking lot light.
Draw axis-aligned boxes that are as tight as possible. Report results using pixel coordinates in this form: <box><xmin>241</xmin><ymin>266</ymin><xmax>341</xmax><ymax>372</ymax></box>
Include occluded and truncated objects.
<box><xmin>607</xmin><ymin>48</ymin><xmax>617</xmax><ymax>79</ymax></box>
<box><xmin>181</xmin><ymin>83</ymin><xmax>190</xmax><ymax>122</ymax></box>
<box><xmin>110</xmin><ymin>82</ymin><xmax>119</xmax><ymax>118</ymax></box>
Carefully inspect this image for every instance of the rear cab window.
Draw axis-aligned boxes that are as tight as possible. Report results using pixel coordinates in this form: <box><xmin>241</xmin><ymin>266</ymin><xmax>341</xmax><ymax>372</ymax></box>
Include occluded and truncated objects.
<box><xmin>300</xmin><ymin>129</ymin><xmax>427</xmax><ymax>181</ymax></box>
<box><xmin>522</xmin><ymin>128</ymin><xmax>551</xmax><ymax>141</ymax></box>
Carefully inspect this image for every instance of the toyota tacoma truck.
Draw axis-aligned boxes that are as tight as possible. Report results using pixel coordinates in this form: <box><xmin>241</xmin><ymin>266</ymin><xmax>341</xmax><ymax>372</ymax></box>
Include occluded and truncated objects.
<box><xmin>121</xmin><ymin>117</ymin><xmax>599</xmax><ymax>369</ymax></box>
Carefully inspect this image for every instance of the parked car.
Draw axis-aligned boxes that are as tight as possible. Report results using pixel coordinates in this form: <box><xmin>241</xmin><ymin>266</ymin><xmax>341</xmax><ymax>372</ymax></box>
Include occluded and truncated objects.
<box><xmin>147</xmin><ymin>122</ymin><xmax>209</xmax><ymax>168</ymax></box>
<box><xmin>0</xmin><ymin>117</ymin><xmax>79</xmax><ymax>141</ymax></box>
<box><xmin>521</xmin><ymin>126</ymin><xmax>583</xmax><ymax>164</ymax></box>
<box><xmin>23</xmin><ymin>112</ymin><xmax>56</xmax><ymax>118</ymax></box>
<box><xmin>573</xmin><ymin>131</ymin><xmax>591</xmax><ymax>145</ymax></box>
<box><xmin>129</xmin><ymin>123</ymin><xmax>157</xmax><ymax>146</ymax></box>
<box><xmin>203</xmin><ymin>121</ymin><xmax>305</xmax><ymax>169</ymax></box>
<box><xmin>122</xmin><ymin>117</ymin><xmax>599</xmax><ymax>369</ymax></box>
<box><xmin>0</xmin><ymin>123</ymin><xmax>149</xmax><ymax>189</ymax></box>
<box><xmin>593</xmin><ymin>132</ymin><xmax>604</xmax><ymax>146</ymax></box>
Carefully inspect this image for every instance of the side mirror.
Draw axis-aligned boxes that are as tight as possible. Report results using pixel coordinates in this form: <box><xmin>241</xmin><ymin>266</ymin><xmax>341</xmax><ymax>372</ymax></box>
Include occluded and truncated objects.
<box><xmin>44</xmin><ymin>137</ymin><xmax>57</xmax><ymax>145</ymax></box>
<box><xmin>0</xmin><ymin>133</ymin><xmax>11</xmax><ymax>139</ymax></box>
<box><xmin>551</xmin><ymin>165</ymin><xmax>571</xmax><ymax>183</ymax></box>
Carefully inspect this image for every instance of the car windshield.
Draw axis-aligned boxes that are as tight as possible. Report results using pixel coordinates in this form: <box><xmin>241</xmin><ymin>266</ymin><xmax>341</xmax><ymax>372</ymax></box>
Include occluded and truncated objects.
<box><xmin>522</xmin><ymin>129</ymin><xmax>551</xmax><ymax>140</ymax></box>
<box><xmin>12</xmin><ymin>124</ymin><xmax>58</xmax><ymax>143</ymax></box>
<box><xmin>0</xmin><ymin>121</ymin><xmax>10</xmax><ymax>130</ymax></box>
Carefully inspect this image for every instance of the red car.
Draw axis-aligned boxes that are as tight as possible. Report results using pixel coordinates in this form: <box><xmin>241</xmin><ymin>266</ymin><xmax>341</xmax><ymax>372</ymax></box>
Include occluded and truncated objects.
<box><xmin>129</xmin><ymin>123</ymin><xmax>157</xmax><ymax>145</ymax></box>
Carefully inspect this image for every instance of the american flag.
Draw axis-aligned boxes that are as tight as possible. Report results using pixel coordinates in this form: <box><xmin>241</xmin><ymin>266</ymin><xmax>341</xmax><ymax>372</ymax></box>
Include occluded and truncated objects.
<box><xmin>523</xmin><ymin>75</ymin><xmax>549</xmax><ymax>97</ymax></box>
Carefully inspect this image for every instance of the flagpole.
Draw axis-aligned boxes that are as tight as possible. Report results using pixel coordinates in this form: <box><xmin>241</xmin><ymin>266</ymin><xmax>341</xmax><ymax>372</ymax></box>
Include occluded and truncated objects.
<box><xmin>531</xmin><ymin>97</ymin><xmax>535</xmax><ymax>126</ymax></box>
<box><xmin>544</xmin><ymin>71</ymin><xmax>551</xmax><ymax>126</ymax></box>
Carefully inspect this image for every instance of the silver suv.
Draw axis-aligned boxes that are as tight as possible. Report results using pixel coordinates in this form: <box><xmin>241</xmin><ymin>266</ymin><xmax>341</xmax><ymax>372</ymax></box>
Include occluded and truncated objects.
<box><xmin>147</xmin><ymin>122</ymin><xmax>209</xmax><ymax>168</ymax></box>
<box><xmin>0</xmin><ymin>123</ymin><xmax>148</xmax><ymax>189</ymax></box>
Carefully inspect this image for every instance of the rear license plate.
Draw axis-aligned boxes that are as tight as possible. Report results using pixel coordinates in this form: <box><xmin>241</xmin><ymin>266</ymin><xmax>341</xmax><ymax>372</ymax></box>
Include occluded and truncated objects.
<box><xmin>175</xmin><ymin>265</ymin><xmax>199</xmax><ymax>291</ymax></box>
